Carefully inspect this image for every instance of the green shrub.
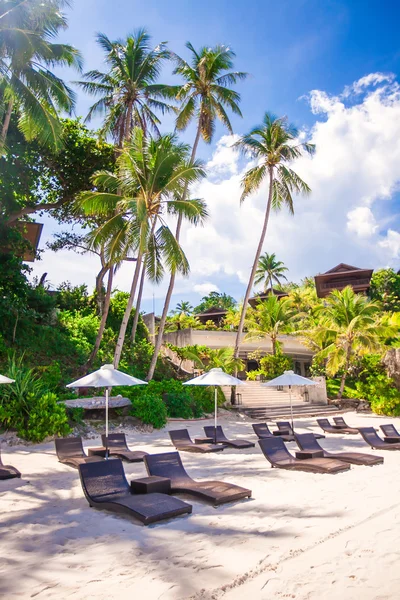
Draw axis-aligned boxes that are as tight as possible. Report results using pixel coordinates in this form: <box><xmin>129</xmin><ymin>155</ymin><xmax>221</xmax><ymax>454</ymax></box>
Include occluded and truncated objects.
<box><xmin>355</xmin><ymin>355</ymin><xmax>400</xmax><ymax>416</ymax></box>
<box><xmin>258</xmin><ymin>352</ymin><xmax>293</xmax><ymax>379</ymax></box>
<box><xmin>130</xmin><ymin>392</ymin><xmax>167</xmax><ymax>428</ymax></box>
<box><xmin>19</xmin><ymin>393</ymin><xmax>71</xmax><ymax>442</ymax></box>
<box><xmin>36</xmin><ymin>361</ymin><xmax>63</xmax><ymax>393</ymax></box>
<box><xmin>246</xmin><ymin>370</ymin><xmax>261</xmax><ymax>381</ymax></box>
<box><xmin>67</xmin><ymin>406</ymin><xmax>85</xmax><ymax>424</ymax></box>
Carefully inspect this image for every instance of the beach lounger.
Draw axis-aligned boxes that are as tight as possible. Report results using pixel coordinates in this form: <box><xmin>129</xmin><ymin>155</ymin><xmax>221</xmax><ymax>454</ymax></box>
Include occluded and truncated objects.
<box><xmin>317</xmin><ymin>418</ymin><xmax>359</xmax><ymax>435</ymax></box>
<box><xmin>101</xmin><ymin>433</ymin><xmax>148</xmax><ymax>463</ymax></box>
<box><xmin>258</xmin><ymin>436</ymin><xmax>350</xmax><ymax>474</ymax></box>
<box><xmin>276</xmin><ymin>420</ymin><xmax>325</xmax><ymax>440</ymax></box>
<box><xmin>55</xmin><ymin>436</ymin><xmax>104</xmax><ymax>469</ymax></box>
<box><xmin>252</xmin><ymin>422</ymin><xmax>293</xmax><ymax>442</ymax></box>
<box><xmin>380</xmin><ymin>424</ymin><xmax>400</xmax><ymax>440</ymax></box>
<box><xmin>0</xmin><ymin>447</ymin><xmax>21</xmax><ymax>480</ymax></box>
<box><xmin>145</xmin><ymin>451</ymin><xmax>252</xmax><ymax>506</ymax></box>
<box><xmin>79</xmin><ymin>458</ymin><xmax>192</xmax><ymax>525</ymax></box>
<box><xmin>358</xmin><ymin>427</ymin><xmax>400</xmax><ymax>450</ymax></box>
<box><xmin>295</xmin><ymin>432</ymin><xmax>383</xmax><ymax>466</ymax></box>
<box><xmin>169</xmin><ymin>429</ymin><xmax>225</xmax><ymax>453</ymax></box>
<box><xmin>203</xmin><ymin>425</ymin><xmax>255</xmax><ymax>449</ymax></box>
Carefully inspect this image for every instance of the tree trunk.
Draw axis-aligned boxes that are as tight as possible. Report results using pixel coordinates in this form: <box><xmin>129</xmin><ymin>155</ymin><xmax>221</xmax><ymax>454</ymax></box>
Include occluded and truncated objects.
<box><xmin>272</xmin><ymin>336</ymin><xmax>276</xmax><ymax>355</ymax></box>
<box><xmin>130</xmin><ymin>261</ymin><xmax>146</xmax><ymax>343</ymax></box>
<box><xmin>337</xmin><ymin>345</ymin><xmax>352</xmax><ymax>400</ymax></box>
<box><xmin>113</xmin><ymin>251</ymin><xmax>143</xmax><ymax>367</ymax></box>
<box><xmin>146</xmin><ymin>124</ymin><xmax>202</xmax><ymax>381</ymax></box>
<box><xmin>87</xmin><ymin>266</ymin><xmax>114</xmax><ymax>368</ymax></box>
<box><xmin>95</xmin><ymin>262</ymin><xmax>109</xmax><ymax>317</ymax></box>
<box><xmin>1</xmin><ymin>99</ymin><xmax>13</xmax><ymax>146</ymax></box>
<box><xmin>233</xmin><ymin>166</ymin><xmax>274</xmax><ymax>361</ymax></box>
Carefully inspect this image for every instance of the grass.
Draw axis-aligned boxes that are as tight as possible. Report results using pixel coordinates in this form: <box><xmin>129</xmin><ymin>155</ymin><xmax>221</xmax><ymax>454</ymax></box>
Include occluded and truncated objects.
<box><xmin>326</xmin><ymin>378</ymin><xmax>359</xmax><ymax>399</ymax></box>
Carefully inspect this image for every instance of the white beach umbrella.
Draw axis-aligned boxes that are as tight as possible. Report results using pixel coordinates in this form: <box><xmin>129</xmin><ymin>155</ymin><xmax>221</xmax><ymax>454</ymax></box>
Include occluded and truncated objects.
<box><xmin>0</xmin><ymin>374</ymin><xmax>15</xmax><ymax>384</ymax></box>
<box><xmin>183</xmin><ymin>368</ymin><xmax>245</xmax><ymax>443</ymax></box>
<box><xmin>66</xmin><ymin>364</ymin><xmax>147</xmax><ymax>445</ymax></box>
<box><xmin>262</xmin><ymin>370</ymin><xmax>317</xmax><ymax>430</ymax></box>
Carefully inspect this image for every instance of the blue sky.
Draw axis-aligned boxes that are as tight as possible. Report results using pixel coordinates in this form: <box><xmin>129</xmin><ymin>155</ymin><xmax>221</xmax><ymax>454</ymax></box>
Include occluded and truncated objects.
<box><xmin>34</xmin><ymin>0</ymin><xmax>400</xmax><ymax>313</ymax></box>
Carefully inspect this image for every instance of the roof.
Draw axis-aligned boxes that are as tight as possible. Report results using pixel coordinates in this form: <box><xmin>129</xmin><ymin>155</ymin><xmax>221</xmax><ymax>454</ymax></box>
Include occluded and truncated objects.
<box><xmin>196</xmin><ymin>306</ymin><xmax>228</xmax><ymax>317</ymax></box>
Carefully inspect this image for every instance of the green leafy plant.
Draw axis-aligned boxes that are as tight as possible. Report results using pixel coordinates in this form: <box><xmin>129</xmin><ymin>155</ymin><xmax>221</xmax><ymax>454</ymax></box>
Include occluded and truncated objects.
<box><xmin>19</xmin><ymin>392</ymin><xmax>71</xmax><ymax>442</ymax></box>
<box><xmin>129</xmin><ymin>392</ymin><xmax>167</xmax><ymax>429</ymax></box>
<box><xmin>355</xmin><ymin>355</ymin><xmax>400</xmax><ymax>415</ymax></box>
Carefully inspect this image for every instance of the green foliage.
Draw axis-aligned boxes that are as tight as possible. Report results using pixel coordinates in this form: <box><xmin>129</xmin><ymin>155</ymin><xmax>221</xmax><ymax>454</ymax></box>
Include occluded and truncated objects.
<box><xmin>258</xmin><ymin>352</ymin><xmax>293</xmax><ymax>379</ymax></box>
<box><xmin>194</xmin><ymin>291</ymin><xmax>237</xmax><ymax>314</ymax></box>
<box><xmin>18</xmin><ymin>393</ymin><xmax>71</xmax><ymax>442</ymax></box>
<box><xmin>370</xmin><ymin>269</ymin><xmax>400</xmax><ymax>311</ymax></box>
<box><xmin>66</xmin><ymin>406</ymin><xmax>85</xmax><ymax>425</ymax></box>
<box><xmin>355</xmin><ymin>355</ymin><xmax>400</xmax><ymax>415</ymax></box>
<box><xmin>129</xmin><ymin>392</ymin><xmax>167</xmax><ymax>429</ymax></box>
<box><xmin>55</xmin><ymin>283</ymin><xmax>91</xmax><ymax>313</ymax></box>
<box><xmin>59</xmin><ymin>311</ymin><xmax>101</xmax><ymax>357</ymax></box>
<box><xmin>326</xmin><ymin>378</ymin><xmax>358</xmax><ymax>399</ymax></box>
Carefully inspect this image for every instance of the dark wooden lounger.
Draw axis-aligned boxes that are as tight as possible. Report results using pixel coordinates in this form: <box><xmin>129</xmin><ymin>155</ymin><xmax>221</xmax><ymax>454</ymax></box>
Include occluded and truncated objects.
<box><xmin>101</xmin><ymin>433</ymin><xmax>149</xmax><ymax>462</ymax></box>
<box><xmin>55</xmin><ymin>436</ymin><xmax>104</xmax><ymax>469</ymax></box>
<box><xmin>317</xmin><ymin>418</ymin><xmax>359</xmax><ymax>435</ymax></box>
<box><xmin>203</xmin><ymin>425</ymin><xmax>255</xmax><ymax>449</ymax></box>
<box><xmin>276</xmin><ymin>420</ymin><xmax>325</xmax><ymax>440</ymax></box>
<box><xmin>359</xmin><ymin>427</ymin><xmax>400</xmax><ymax>450</ymax></box>
<box><xmin>145</xmin><ymin>451</ymin><xmax>252</xmax><ymax>506</ymax></box>
<box><xmin>380</xmin><ymin>424</ymin><xmax>400</xmax><ymax>439</ymax></box>
<box><xmin>258</xmin><ymin>436</ymin><xmax>350</xmax><ymax>474</ymax></box>
<box><xmin>295</xmin><ymin>433</ymin><xmax>383</xmax><ymax>466</ymax></box>
<box><xmin>79</xmin><ymin>458</ymin><xmax>192</xmax><ymax>525</ymax></box>
<box><xmin>169</xmin><ymin>429</ymin><xmax>225</xmax><ymax>453</ymax></box>
<box><xmin>252</xmin><ymin>422</ymin><xmax>293</xmax><ymax>442</ymax></box>
<box><xmin>0</xmin><ymin>447</ymin><xmax>21</xmax><ymax>480</ymax></box>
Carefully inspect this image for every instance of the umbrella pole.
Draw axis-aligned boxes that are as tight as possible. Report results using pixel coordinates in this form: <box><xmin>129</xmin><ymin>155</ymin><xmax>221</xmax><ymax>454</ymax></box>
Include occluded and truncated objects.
<box><xmin>105</xmin><ymin>386</ymin><xmax>110</xmax><ymax>459</ymax></box>
<box><xmin>289</xmin><ymin>385</ymin><xmax>294</xmax><ymax>432</ymax></box>
<box><xmin>214</xmin><ymin>387</ymin><xmax>217</xmax><ymax>445</ymax></box>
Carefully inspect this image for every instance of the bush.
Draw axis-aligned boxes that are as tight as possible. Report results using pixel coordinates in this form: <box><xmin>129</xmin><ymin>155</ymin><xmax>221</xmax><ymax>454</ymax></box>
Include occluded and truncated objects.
<box><xmin>19</xmin><ymin>393</ymin><xmax>71</xmax><ymax>442</ymax></box>
<box><xmin>258</xmin><ymin>353</ymin><xmax>293</xmax><ymax>379</ymax></box>
<box><xmin>355</xmin><ymin>355</ymin><xmax>400</xmax><ymax>416</ymax></box>
<box><xmin>130</xmin><ymin>392</ymin><xmax>167</xmax><ymax>428</ymax></box>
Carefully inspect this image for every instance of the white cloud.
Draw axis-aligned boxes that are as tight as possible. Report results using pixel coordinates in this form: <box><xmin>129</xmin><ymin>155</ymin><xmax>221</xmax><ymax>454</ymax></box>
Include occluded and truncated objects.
<box><xmin>346</xmin><ymin>207</ymin><xmax>378</xmax><ymax>238</ymax></box>
<box><xmin>205</xmin><ymin>134</ymin><xmax>240</xmax><ymax>178</ymax></box>
<box><xmin>379</xmin><ymin>230</ymin><xmax>400</xmax><ymax>258</ymax></box>
<box><xmin>193</xmin><ymin>282</ymin><xmax>220</xmax><ymax>296</ymax></box>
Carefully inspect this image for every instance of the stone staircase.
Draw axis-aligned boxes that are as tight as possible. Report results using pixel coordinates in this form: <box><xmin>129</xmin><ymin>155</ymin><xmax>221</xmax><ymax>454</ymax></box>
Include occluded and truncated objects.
<box><xmin>231</xmin><ymin>381</ymin><xmax>340</xmax><ymax>421</ymax></box>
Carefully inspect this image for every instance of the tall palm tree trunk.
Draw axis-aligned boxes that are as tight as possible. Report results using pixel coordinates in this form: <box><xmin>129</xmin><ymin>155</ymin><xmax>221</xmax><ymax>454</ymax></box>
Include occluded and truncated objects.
<box><xmin>234</xmin><ymin>166</ymin><xmax>274</xmax><ymax>360</ymax></box>
<box><xmin>130</xmin><ymin>262</ymin><xmax>145</xmax><ymax>342</ymax></box>
<box><xmin>1</xmin><ymin>99</ymin><xmax>13</xmax><ymax>146</ymax></box>
<box><xmin>87</xmin><ymin>266</ymin><xmax>114</xmax><ymax>368</ymax></box>
<box><xmin>114</xmin><ymin>251</ymin><xmax>143</xmax><ymax>367</ymax></box>
<box><xmin>146</xmin><ymin>125</ymin><xmax>202</xmax><ymax>380</ymax></box>
<box><xmin>337</xmin><ymin>345</ymin><xmax>352</xmax><ymax>400</ymax></box>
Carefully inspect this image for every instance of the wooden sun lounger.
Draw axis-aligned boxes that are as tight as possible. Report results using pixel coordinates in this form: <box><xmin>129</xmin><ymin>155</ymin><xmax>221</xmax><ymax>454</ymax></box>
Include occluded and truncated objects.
<box><xmin>317</xmin><ymin>418</ymin><xmax>359</xmax><ymax>435</ymax></box>
<box><xmin>258</xmin><ymin>436</ymin><xmax>350</xmax><ymax>474</ymax></box>
<box><xmin>145</xmin><ymin>451</ymin><xmax>252</xmax><ymax>506</ymax></box>
<box><xmin>101</xmin><ymin>433</ymin><xmax>149</xmax><ymax>463</ymax></box>
<box><xmin>295</xmin><ymin>432</ymin><xmax>383</xmax><ymax>466</ymax></box>
<box><xmin>276</xmin><ymin>420</ymin><xmax>325</xmax><ymax>440</ymax></box>
<box><xmin>55</xmin><ymin>437</ymin><xmax>104</xmax><ymax>469</ymax></box>
<box><xmin>169</xmin><ymin>429</ymin><xmax>225</xmax><ymax>453</ymax></box>
<box><xmin>79</xmin><ymin>458</ymin><xmax>192</xmax><ymax>525</ymax></box>
<box><xmin>203</xmin><ymin>425</ymin><xmax>255</xmax><ymax>449</ymax></box>
<box><xmin>380</xmin><ymin>424</ymin><xmax>400</xmax><ymax>440</ymax></box>
<box><xmin>0</xmin><ymin>447</ymin><xmax>21</xmax><ymax>480</ymax></box>
<box><xmin>359</xmin><ymin>427</ymin><xmax>400</xmax><ymax>450</ymax></box>
<box><xmin>252</xmin><ymin>422</ymin><xmax>293</xmax><ymax>442</ymax></box>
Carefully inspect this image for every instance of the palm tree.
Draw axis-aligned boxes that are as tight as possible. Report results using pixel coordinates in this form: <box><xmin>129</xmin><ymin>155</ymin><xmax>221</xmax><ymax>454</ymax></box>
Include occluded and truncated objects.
<box><xmin>254</xmin><ymin>252</ymin><xmax>288</xmax><ymax>291</ymax></box>
<box><xmin>245</xmin><ymin>295</ymin><xmax>295</xmax><ymax>354</ymax></box>
<box><xmin>233</xmin><ymin>113</ymin><xmax>315</xmax><ymax>361</ymax></box>
<box><xmin>76</xmin><ymin>29</ymin><xmax>174</xmax><ymax>145</ymax></box>
<box><xmin>173</xmin><ymin>300</ymin><xmax>193</xmax><ymax>316</ymax></box>
<box><xmin>147</xmin><ymin>42</ymin><xmax>247</xmax><ymax>380</ymax></box>
<box><xmin>79</xmin><ymin>128</ymin><xmax>207</xmax><ymax>367</ymax></box>
<box><xmin>309</xmin><ymin>286</ymin><xmax>393</xmax><ymax>399</ymax></box>
<box><xmin>0</xmin><ymin>0</ymin><xmax>82</xmax><ymax>149</ymax></box>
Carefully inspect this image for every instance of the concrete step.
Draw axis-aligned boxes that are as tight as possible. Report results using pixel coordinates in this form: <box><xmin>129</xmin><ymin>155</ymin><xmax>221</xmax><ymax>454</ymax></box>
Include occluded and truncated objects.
<box><xmin>240</xmin><ymin>403</ymin><xmax>339</xmax><ymax>420</ymax></box>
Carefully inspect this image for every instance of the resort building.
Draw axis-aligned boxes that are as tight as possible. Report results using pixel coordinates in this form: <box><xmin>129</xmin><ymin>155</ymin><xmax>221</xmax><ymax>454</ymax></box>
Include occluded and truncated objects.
<box><xmin>314</xmin><ymin>263</ymin><xmax>373</xmax><ymax>298</ymax></box>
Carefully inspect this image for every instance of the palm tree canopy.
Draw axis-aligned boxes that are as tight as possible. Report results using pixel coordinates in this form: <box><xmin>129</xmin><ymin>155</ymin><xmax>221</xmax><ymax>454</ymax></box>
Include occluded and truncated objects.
<box><xmin>235</xmin><ymin>112</ymin><xmax>315</xmax><ymax>208</ymax></box>
<box><xmin>173</xmin><ymin>301</ymin><xmax>193</xmax><ymax>316</ymax></box>
<box><xmin>0</xmin><ymin>0</ymin><xmax>82</xmax><ymax>149</ymax></box>
<box><xmin>245</xmin><ymin>295</ymin><xmax>295</xmax><ymax>344</ymax></box>
<box><xmin>77</xmin><ymin>29</ymin><xmax>175</xmax><ymax>143</ymax></box>
<box><xmin>254</xmin><ymin>252</ymin><xmax>288</xmax><ymax>290</ymax></box>
<box><xmin>79</xmin><ymin>128</ymin><xmax>208</xmax><ymax>283</ymax></box>
<box><xmin>165</xmin><ymin>42</ymin><xmax>247</xmax><ymax>143</ymax></box>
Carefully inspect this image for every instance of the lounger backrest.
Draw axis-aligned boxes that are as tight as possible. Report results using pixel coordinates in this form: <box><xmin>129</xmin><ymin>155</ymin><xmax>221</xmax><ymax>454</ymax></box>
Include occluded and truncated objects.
<box><xmin>252</xmin><ymin>423</ymin><xmax>272</xmax><ymax>438</ymax></box>
<box><xmin>169</xmin><ymin>429</ymin><xmax>192</xmax><ymax>446</ymax></box>
<box><xmin>380</xmin><ymin>424</ymin><xmax>399</xmax><ymax>437</ymax></box>
<box><xmin>204</xmin><ymin>425</ymin><xmax>224</xmax><ymax>441</ymax></box>
<box><xmin>79</xmin><ymin>458</ymin><xmax>128</xmax><ymax>499</ymax></box>
<box><xmin>295</xmin><ymin>433</ymin><xmax>322</xmax><ymax>452</ymax></box>
<box><xmin>258</xmin><ymin>436</ymin><xmax>292</xmax><ymax>463</ymax></box>
<box><xmin>145</xmin><ymin>451</ymin><xmax>190</xmax><ymax>483</ymax></box>
<box><xmin>276</xmin><ymin>421</ymin><xmax>293</xmax><ymax>433</ymax></box>
<box><xmin>101</xmin><ymin>433</ymin><xmax>128</xmax><ymax>449</ymax></box>
<box><xmin>333</xmin><ymin>417</ymin><xmax>347</xmax><ymax>427</ymax></box>
<box><xmin>55</xmin><ymin>437</ymin><xmax>84</xmax><ymax>460</ymax></box>
<box><xmin>317</xmin><ymin>418</ymin><xmax>332</xmax><ymax>431</ymax></box>
<box><xmin>358</xmin><ymin>427</ymin><xmax>382</xmax><ymax>445</ymax></box>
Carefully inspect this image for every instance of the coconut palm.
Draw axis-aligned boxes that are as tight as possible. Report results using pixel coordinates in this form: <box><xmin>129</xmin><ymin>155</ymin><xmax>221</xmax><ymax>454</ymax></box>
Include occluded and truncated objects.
<box><xmin>309</xmin><ymin>286</ymin><xmax>393</xmax><ymax>399</ymax></box>
<box><xmin>254</xmin><ymin>252</ymin><xmax>288</xmax><ymax>291</ymax></box>
<box><xmin>233</xmin><ymin>113</ymin><xmax>315</xmax><ymax>360</ymax></box>
<box><xmin>173</xmin><ymin>300</ymin><xmax>193</xmax><ymax>316</ymax></box>
<box><xmin>147</xmin><ymin>42</ymin><xmax>247</xmax><ymax>380</ymax></box>
<box><xmin>77</xmin><ymin>29</ymin><xmax>174</xmax><ymax>145</ymax></box>
<box><xmin>79</xmin><ymin>128</ymin><xmax>207</xmax><ymax>367</ymax></box>
<box><xmin>245</xmin><ymin>295</ymin><xmax>295</xmax><ymax>355</ymax></box>
<box><xmin>0</xmin><ymin>0</ymin><xmax>82</xmax><ymax>149</ymax></box>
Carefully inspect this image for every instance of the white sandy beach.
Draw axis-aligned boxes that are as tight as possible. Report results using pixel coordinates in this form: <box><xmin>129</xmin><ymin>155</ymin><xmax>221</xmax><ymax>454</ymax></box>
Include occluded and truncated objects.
<box><xmin>1</xmin><ymin>411</ymin><xmax>400</xmax><ymax>600</ymax></box>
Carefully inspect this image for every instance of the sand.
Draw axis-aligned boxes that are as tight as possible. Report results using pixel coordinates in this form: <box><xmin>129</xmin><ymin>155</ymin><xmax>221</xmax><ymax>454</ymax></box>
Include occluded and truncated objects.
<box><xmin>1</xmin><ymin>411</ymin><xmax>400</xmax><ymax>600</ymax></box>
